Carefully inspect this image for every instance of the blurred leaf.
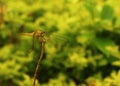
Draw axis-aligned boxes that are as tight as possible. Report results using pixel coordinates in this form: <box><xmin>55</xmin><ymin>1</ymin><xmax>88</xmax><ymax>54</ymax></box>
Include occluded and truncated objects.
<box><xmin>84</xmin><ymin>3</ymin><xmax>95</xmax><ymax>18</ymax></box>
<box><xmin>101</xmin><ymin>5</ymin><xmax>114</xmax><ymax>20</ymax></box>
<box><xmin>98</xmin><ymin>58</ymin><xmax>108</xmax><ymax>66</ymax></box>
<box><xmin>105</xmin><ymin>46</ymin><xmax>120</xmax><ymax>58</ymax></box>
<box><xmin>112</xmin><ymin>61</ymin><xmax>120</xmax><ymax>66</ymax></box>
<box><xmin>104</xmin><ymin>70</ymin><xmax>120</xmax><ymax>86</ymax></box>
<box><xmin>95</xmin><ymin>38</ymin><xmax>116</xmax><ymax>57</ymax></box>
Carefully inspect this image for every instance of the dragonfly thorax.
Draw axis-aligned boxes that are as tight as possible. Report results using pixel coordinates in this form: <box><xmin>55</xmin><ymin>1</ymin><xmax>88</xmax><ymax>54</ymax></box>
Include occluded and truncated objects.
<box><xmin>33</xmin><ymin>30</ymin><xmax>45</xmax><ymax>37</ymax></box>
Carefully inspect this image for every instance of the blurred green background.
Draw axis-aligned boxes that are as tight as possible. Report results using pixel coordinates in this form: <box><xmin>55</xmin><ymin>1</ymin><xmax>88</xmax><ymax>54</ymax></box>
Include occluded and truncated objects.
<box><xmin>0</xmin><ymin>0</ymin><xmax>120</xmax><ymax>86</ymax></box>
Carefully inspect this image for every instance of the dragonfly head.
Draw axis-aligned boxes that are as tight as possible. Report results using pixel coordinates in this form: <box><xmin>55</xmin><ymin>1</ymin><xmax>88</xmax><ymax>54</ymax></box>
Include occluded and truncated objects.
<box><xmin>34</xmin><ymin>30</ymin><xmax>45</xmax><ymax>37</ymax></box>
<box><xmin>40</xmin><ymin>31</ymin><xmax>45</xmax><ymax>37</ymax></box>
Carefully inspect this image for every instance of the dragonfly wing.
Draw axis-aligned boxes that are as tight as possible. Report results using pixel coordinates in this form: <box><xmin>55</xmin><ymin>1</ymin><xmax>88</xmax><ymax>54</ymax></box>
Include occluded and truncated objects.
<box><xmin>48</xmin><ymin>33</ymin><xmax>69</xmax><ymax>43</ymax></box>
<box><xmin>32</xmin><ymin>35</ymin><xmax>36</xmax><ymax>50</ymax></box>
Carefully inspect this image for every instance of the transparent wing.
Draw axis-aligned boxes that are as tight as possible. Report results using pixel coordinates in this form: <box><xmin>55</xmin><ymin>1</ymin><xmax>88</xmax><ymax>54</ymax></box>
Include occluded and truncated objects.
<box><xmin>20</xmin><ymin>32</ymin><xmax>35</xmax><ymax>56</ymax></box>
<box><xmin>47</xmin><ymin>32</ymin><xmax>70</xmax><ymax>44</ymax></box>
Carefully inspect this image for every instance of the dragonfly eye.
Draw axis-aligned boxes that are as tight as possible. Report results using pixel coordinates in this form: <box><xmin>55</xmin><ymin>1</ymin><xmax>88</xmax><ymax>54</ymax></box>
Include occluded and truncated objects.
<box><xmin>40</xmin><ymin>31</ymin><xmax>45</xmax><ymax>37</ymax></box>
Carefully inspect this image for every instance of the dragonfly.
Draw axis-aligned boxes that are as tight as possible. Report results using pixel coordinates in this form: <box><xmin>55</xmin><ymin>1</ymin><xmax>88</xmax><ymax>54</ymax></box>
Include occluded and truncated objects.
<box><xmin>21</xmin><ymin>30</ymin><xmax>46</xmax><ymax>86</ymax></box>
<box><xmin>20</xmin><ymin>30</ymin><xmax>68</xmax><ymax>86</ymax></box>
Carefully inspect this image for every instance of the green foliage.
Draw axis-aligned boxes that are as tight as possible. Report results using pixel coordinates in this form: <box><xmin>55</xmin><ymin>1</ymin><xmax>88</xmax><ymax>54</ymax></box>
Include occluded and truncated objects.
<box><xmin>0</xmin><ymin>0</ymin><xmax>120</xmax><ymax>86</ymax></box>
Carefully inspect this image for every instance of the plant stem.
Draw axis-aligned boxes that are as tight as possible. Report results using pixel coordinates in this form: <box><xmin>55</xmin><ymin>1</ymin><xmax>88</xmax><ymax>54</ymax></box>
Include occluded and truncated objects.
<box><xmin>33</xmin><ymin>41</ymin><xmax>45</xmax><ymax>86</ymax></box>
